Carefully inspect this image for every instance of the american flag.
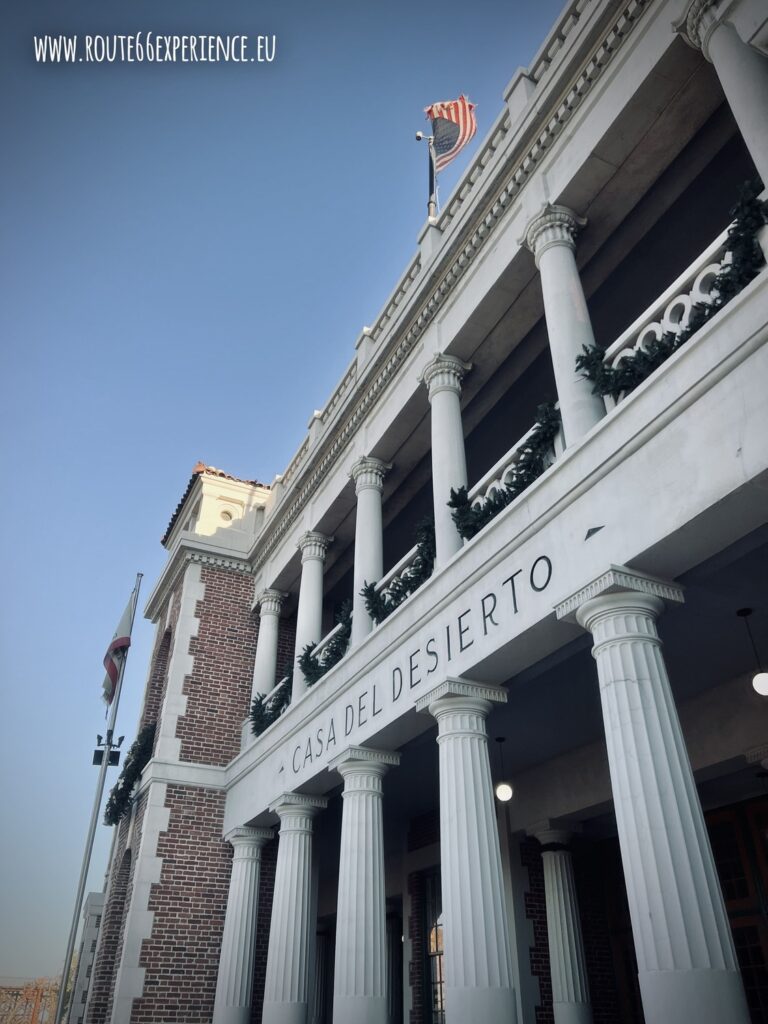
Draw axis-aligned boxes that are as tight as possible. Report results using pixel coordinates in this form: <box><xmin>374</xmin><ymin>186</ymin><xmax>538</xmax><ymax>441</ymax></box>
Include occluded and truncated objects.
<box><xmin>425</xmin><ymin>95</ymin><xmax>477</xmax><ymax>172</ymax></box>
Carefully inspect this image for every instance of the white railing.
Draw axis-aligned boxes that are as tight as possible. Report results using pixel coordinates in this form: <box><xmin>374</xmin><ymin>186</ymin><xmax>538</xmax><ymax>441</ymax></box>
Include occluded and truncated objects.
<box><xmin>374</xmin><ymin>544</ymin><xmax>419</xmax><ymax>594</ymax></box>
<box><xmin>467</xmin><ymin>417</ymin><xmax>564</xmax><ymax>510</ymax></box>
<box><xmin>601</xmin><ymin>228</ymin><xmax>730</xmax><ymax>410</ymax></box>
<box><xmin>312</xmin><ymin>620</ymin><xmax>345</xmax><ymax>660</ymax></box>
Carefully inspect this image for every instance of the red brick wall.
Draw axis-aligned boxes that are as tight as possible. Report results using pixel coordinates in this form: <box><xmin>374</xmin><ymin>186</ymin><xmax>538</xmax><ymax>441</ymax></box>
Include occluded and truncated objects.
<box><xmin>178</xmin><ymin>566</ymin><xmax>259</xmax><ymax>766</ymax></box>
<box><xmin>141</xmin><ymin>629</ymin><xmax>171</xmax><ymax>736</ymax></box>
<box><xmin>131</xmin><ymin>785</ymin><xmax>230</xmax><ymax>1024</ymax></box>
<box><xmin>250</xmin><ymin>839</ymin><xmax>277</xmax><ymax>1024</ymax></box>
<box><xmin>86</xmin><ymin>815</ymin><xmax>132</xmax><ymax>1024</ymax></box>
<box><xmin>520</xmin><ymin>837</ymin><xmax>554</xmax><ymax>1024</ymax></box>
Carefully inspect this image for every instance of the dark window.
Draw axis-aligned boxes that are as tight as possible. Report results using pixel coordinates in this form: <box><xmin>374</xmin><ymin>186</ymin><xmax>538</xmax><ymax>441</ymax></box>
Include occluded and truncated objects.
<box><xmin>423</xmin><ymin>871</ymin><xmax>445</xmax><ymax>1024</ymax></box>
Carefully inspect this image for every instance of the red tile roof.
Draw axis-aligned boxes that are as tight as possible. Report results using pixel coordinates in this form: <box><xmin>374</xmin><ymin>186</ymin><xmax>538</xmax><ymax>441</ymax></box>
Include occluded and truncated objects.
<box><xmin>161</xmin><ymin>463</ymin><xmax>268</xmax><ymax>546</ymax></box>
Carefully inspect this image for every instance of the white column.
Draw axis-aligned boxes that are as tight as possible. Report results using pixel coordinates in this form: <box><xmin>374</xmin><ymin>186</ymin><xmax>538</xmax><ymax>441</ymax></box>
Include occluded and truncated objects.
<box><xmin>213</xmin><ymin>827</ymin><xmax>275</xmax><ymax>1024</ymax></box>
<box><xmin>679</xmin><ymin>0</ymin><xmax>768</xmax><ymax>187</ymax></box>
<box><xmin>418</xmin><ymin>354</ymin><xmax>471</xmax><ymax>567</ymax></box>
<box><xmin>350</xmin><ymin>458</ymin><xmax>391</xmax><ymax>646</ymax></box>
<box><xmin>293</xmin><ymin>532</ymin><xmax>332</xmax><ymax>699</ymax></box>
<box><xmin>329</xmin><ymin>746</ymin><xmax>400</xmax><ymax>1024</ymax></box>
<box><xmin>555</xmin><ymin>567</ymin><xmax>750</xmax><ymax>1024</ymax></box>
<box><xmin>416</xmin><ymin>679</ymin><xmax>517</xmax><ymax>1024</ymax></box>
<box><xmin>263</xmin><ymin>793</ymin><xmax>328</xmax><ymax>1024</ymax></box>
<box><xmin>252</xmin><ymin>589</ymin><xmax>288</xmax><ymax>699</ymax></box>
<box><xmin>523</xmin><ymin>205</ymin><xmax>604</xmax><ymax>447</ymax></box>
<box><xmin>529</xmin><ymin>827</ymin><xmax>592</xmax><ymax>1024</ymax></box>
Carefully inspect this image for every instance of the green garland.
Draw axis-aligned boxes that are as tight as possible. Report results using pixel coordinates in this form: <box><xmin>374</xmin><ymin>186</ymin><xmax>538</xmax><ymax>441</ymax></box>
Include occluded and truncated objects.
<box><xmin>576</xmin><ymin>181</ymin><xmax>767</xmax><ymax>400</ymax></box>
<box><xmin>362</xmin><ymin>517</ymin><xmax>436</xmax><ymax>625</ymax></box>
<box><xmin>250</xmin><ymin>663</ymin><xmax>293</xmax><ymax>737</ymax></box>
<box><xmin>104</xmin><ymin>723</ymin><xmax>156</xmax><ymax>826</ymax></box>
<box><xmin>448</xmin><ymin>403</ymin><xmax>562</xmax><ymax>541</ymax></box>
<box><xmin>297</xmin><ymin>600</ymin><xmax>353</xmax><ymax>686</ymax></box>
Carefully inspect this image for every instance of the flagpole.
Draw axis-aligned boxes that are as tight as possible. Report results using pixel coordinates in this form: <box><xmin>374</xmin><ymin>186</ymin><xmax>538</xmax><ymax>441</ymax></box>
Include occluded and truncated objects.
<box><xmin>54</xmin><ymin>573</ymin><xmax>143</xmax><ymax>1024</ymax></box>
<box><xmin>427</xmin><ymin>137</ymin><xmax>437</xmax><ymax>220</ymax></box>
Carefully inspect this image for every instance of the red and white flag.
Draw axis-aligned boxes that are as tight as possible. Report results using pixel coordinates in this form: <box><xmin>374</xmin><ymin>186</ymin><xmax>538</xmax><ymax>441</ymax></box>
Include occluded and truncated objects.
<box><xmin>424</xmin><ymin>95</ymin><xmax>477</xmax><ymax>172</ymax></box>
<box><xmin>102</xmin><ymin>591</ymin><xmax>136</xmax><ymax>703</ymax></box>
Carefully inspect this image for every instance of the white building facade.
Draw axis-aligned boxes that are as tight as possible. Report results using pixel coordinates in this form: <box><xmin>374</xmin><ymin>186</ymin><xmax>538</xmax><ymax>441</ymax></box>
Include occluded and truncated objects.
<box><xmin>88</xmin><ymin>1</ymin><xmax>768</xmax><ymax>1022</ymax></box>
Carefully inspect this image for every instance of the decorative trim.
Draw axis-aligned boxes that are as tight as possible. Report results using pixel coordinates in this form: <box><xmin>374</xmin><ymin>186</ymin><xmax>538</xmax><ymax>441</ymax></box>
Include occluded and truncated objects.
<box><xmin>138</xmin><ymin>757</ymin><xmax>228</xmax><ymax>794</ymax></box>
<box><xmin>225</xmin><ymin>825</ymin><xmax>275</xmax><ymax>848</ymax></box>
<box><xmin>415</xmin><ymin>676</ymin><xmax>508</xmax><ymax>712</ymax></box>
<box><xmin>418</xmin><ymin>353</ymin><xmax>472</xmax><ymax>400</ymax></box>
<box><xmin>674</xmin><ymin>0</ymin><xmax>723</xmax><ymax>60</ymax></box>
<box><xmin>250</xmin><ymin>0</ymin><xmax>651</xmax><ymax>573</ymax></box>
<box><xmin>350</xmin><ymin>456</ymin><xmax>391</xmax><ymax>494</ymax></box>
<box><xmin>269</xmin><ymin>792</ymin><xmax>328</xmax><ymax>814</ymax></box>
<box><xmin>554</xmin><ymin>564</ymin><xmax>684</xmax><ymax>621</ymax></box>
<box><xmin>328</xmin><ymin>746</ymin><xmax>402</xmax><ymax>771</ymax></box>
<box><xmin>257</xmin><ymin>588</ymin><xmax>288</xmax><ymax>616</ymax></box>
<box><xmin>297</xmin><ymin>530</ymin><xmax>333</xmax><ymax>562</ymax></box>
<box><xmin>523</xmin><ymin>203</ymin><xmax>586</xmax><ymax>266</ymax></box>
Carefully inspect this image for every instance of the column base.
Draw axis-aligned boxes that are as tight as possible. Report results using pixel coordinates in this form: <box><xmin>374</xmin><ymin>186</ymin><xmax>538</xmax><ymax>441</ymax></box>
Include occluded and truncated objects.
<box><xmin>215</xmin><ymin>1007</ymin><xmax>252</xmax><ymax>1024</ymax></box>
<box><xmin>553</xmin><ymin>1000</ymin><xmax>593</xmax><ymax>1024</ymax></box>
<box><xmin>638</xmin><ymin>967</ymin><xmax>749</xmax><ymax>1024</ymax></box>
<box><xmin>333</xmin><ymin>994</ymin><xmax>387</xmax><ymax>1024</ymax></box>
<box><xmin>262</xmin><ymin>1000</ymin><xmax>309</xmax><ymax>1024</ymax></box>
<box><xmin>446</xmin><ymin>985</ymin><xmax>516</xmax><ymax>1024</ymax></box>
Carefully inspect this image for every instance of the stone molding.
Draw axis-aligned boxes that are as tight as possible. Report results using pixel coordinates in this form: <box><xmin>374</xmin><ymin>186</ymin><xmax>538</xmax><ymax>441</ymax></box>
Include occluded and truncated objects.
<box><xmin>554</xmin><ymin>564</ymin><xmax>684</xmax><ymax>621</ymax></box>
<box><xmin>523</xmin><ymin>203</ymin><xmax>587</xmax><ymax>266</ymax></box>
<box><xmin>328</xmin><ymin>745</ymin><xmax>402</xmax><ymax>772</ymax></box>
<box><xmin>297</xmin><ymin>530</ymin><xmax>333</xmax><ymax>563</ymax></box>
<box><xmin>225</xmin><ymin>826</ymin><xmax>275</xmax><ymax>851</ymax></box>
<box><xmin>415</xmin><ymin>676</ymin><xmax>508</xmax><ymax>712</ymax></box>
<box><xmin>249</xmin><ymin>0</ymin><xmax>651</xmax><ymax>573</ymax></box>
<box><xmin>675</xmin><ymin>0</ymin><xmax>727</xmax><ymax>60</ymax></box>
<box><xmin>257</xmin><ymin>588</ymin><xmax>288</xmax><ymax>617</ymax></box>
<box><xmin>269</xmin><ymin>791</ymin><xmax>328</xmax><ymax>815</ymax></box>
<box><xmin>350</xmin><ymin>456</ymin><xmax>391</xmax><ymax>494</ymax></box>
<box><xmin>418</xmin><ymin>353</ymin><xmax>472</xmax><ymax>400</ymax></box>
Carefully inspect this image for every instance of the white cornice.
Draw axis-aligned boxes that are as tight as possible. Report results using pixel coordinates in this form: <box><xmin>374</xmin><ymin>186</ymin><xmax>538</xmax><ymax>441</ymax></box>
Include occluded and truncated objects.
<box><xmin>249</xmin><ymin>0</ymin><xmax>652</xmax><ymax>573</ymax></box>
<box><xmin>137</xmin><ymin>757</ymin><xmax>228</xmax><ymax>794</ymax></box>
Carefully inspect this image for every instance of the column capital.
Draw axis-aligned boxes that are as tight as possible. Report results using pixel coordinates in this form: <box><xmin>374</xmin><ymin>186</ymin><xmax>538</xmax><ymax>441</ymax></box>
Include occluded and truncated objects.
<box><xmin>297</xmin><ymin>530</ymin><xmax>333</xmax><ymax>563</ymax></box>
<box><xmin>555</xmin><ymin>564</ymin><xmax>684</xmax><ymax>624</ymax></box>
<box><xmin>416</xmin><ymin>676</ymin><xmax>508</xmax><ymax>717</ymax></box>
<box><xmin>269</xmin><ymin>791</ymin><xmax>328</xmax><ymax>821</ymax></box>
<box><xmin>523</xmin><ymin>203</ymin><xmax>586</xmax><ymax>266</ymax></box>
<box><xmin>329</xmin><ymin>745</ymin><xmax>401</xmax><ymax>778</ymax></box>
<box><xmin>256</xmin><ymin>588</ymin><xmax>288</xmax><ymax>617</ymax></box>
<box><xmin>350</xmin><ymin>456</ymin><xmax>392</xmax><ymax>495</ymax></box>
<box><xmin>529</xmin><ymin>826</ymin><xmax>575</xmax><ymax>850</ymax></box>
<box><xmin>225</xmin><ymin>825</ymin><xmax>275</xmax><ymax>855</ymax></box>
<box><xmin>418</xmin><ymin>353</ymin><xmax>472</xmax><ymax>400</ymax></box>
<box><xmin>674</xmin><ymin>0</ymin><xmax>726</xmax><ymax>60</ymax></box>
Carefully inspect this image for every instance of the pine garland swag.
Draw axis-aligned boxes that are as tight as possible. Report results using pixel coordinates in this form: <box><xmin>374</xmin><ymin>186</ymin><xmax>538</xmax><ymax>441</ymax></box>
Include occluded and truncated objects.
<box><xmin>448</xmin><ymin>402</ymin><xmax>562</xmax><ymax>542</ymax></box>
<box><xmin>362</xmin><ymin>517</ymin><xmax>436</xmax><ymax>625</ymax></box>
<box><xmin>103</xmin><ymin>723</ymin><xmax>156</xmax><ymax>826</ymax></box>
<box><xmin>250</xmin><ymin>663</ymin><xmax>293</xmax><ymax>737</ymax></box>
<box><xmin>575</xmin><ymin>181</ymin><xmax>767</xmax><ymax>401</ymax></box>
<box><xmin>297</xmin><ymin>600</ymin><xmax>353</xmax><ymax>686</ymax></box>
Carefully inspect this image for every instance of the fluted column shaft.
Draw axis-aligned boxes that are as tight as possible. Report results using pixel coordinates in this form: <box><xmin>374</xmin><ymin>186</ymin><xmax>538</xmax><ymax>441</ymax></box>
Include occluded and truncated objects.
<box><xmin>330</xmin><ymin>748</ymin><xmax>400</xmax><ymax>1024</ymax></box>
<box><xmin>263</xmin><ymin>794</ymin><xmax>328</xmax><ymax>1024</ymax></box>
<box><xmin>419</xmin><ymin>355</ymin><xmax>471</xmax><ymax>567</ymax></box>
<box><xmin>213</xmin><ymin>827</ymin><xmax>275</xmax><ymax>1024</ymax></box>
<box><xmin>293</xmin><ymin>532</ymin><xmax>332</xmax><ymax>699</ymax></box>
<box><xmin>533</xmin><ymin>830</ymin><xmax>592</xmax><ymax>1024</ymax></box>
<box><xmin>310</xmin><ymin>933</ymin><xmax>330</xmax><ymax>1024</ymax></box>
<box><xmin>524</xmin><ymin>206</ymin><xmax>604</xmax><ymax>446</ymax></box>
<box><xmin>350</xmin><ymin>459</ymin><xmax>390</xmax><ymax>646</ymax></box>
<box><xmin>682</xmin><ymin>1</ymin><xmax>768</xmax><ymax>187</ymax></box>
<box><xmin>576</xmin><ymin>591</ymin><xmax>749</xmax><ymax>1024</ymax></box>
<box><xmin>252</xmin><ymin>589</ymin><xmax>288</xmax><ymax>699</ymax></box>
<box><xmin>417</xmin><ymin>681</ymin><xmax>516</xmax><ymax>1023</ymax></box>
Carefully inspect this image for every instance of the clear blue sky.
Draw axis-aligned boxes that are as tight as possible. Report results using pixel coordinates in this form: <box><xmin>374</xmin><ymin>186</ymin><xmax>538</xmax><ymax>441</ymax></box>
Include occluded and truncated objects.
<box><xmin>0</xmin><ymin>0</ymin><xmax>564</xmax><ymax>979</ymax></box>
